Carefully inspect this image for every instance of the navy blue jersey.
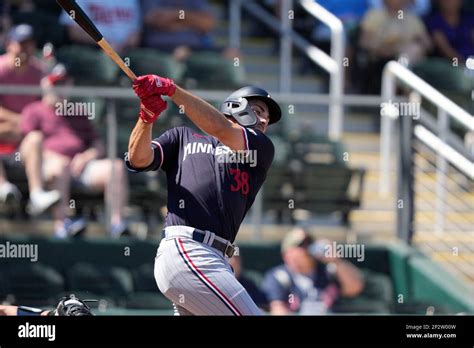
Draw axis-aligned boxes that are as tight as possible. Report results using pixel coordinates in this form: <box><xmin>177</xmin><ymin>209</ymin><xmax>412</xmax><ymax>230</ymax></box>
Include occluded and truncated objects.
<box><xmin>261</xmin><ymin>264</ymin><xmax>340</xmax><ymax>313</ymax></box>
<box><xmin>126</xmin><ymin>126</ymin><xmax>274</xmax><ymax>242</ymax></box>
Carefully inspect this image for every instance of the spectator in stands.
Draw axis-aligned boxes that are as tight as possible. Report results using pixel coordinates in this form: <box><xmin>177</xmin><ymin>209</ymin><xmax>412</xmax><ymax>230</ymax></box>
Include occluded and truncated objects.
<box><xmin>368</xmin><ymin>0</ymin><xmax>431</xmax><ymax>17</ymax></box>
<box><xmin>261</xmin><ymin>227</ymin><xmax>364</xmax><ymax>315</ymax></box>
<box><xmin>311</xmin><ymin>0</ymin><xmax>369</xmax><ymax>46</ymax></box>
<box><xmin>142</xmin><ymin>0</ymin><xmax>237</xmax><ymax>61</ymax></box>
<box><xmin>21</xmin><ymin>64</ymin><xmax>130</xmax><ymax>238</ymax></box>
<box><xmin>60</xmin><ymin>0</ymin><xmax>141</xmax><ymax>54</ymax></box>
<box><xmin>357</xmin><ymin>0</ymin><xmax>431</xmax><ymax>92</ymax></box>
<box><xmin>229</xmin><ymin>254</ymin><xmax>269</xmax><ymax>311</ymax></box>
<box><xmin>307</xmin><ymin>0</ymin><xmax>370</xmax><ymax>89</ymax></box>
<box><xmin>0</xmin><ymin>24</ymin><xmax>60</xmax><ymax>214</ymax></box>
<box><xmin>427</xmin><ymin>0</ymin><xmax>474</xmax><ymax>64</ymax></box>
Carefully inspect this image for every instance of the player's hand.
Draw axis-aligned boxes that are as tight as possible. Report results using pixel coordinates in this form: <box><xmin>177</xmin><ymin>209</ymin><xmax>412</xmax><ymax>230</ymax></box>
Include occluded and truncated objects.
<box><xmin>139</xmin><ymin>94</ymin><xmax>167</xmax><ymax>124</ymax></box>
<box><xmin>133</xmin><ymin>74</ymin><xmax>176</xmax><ymax>99</ymax></box>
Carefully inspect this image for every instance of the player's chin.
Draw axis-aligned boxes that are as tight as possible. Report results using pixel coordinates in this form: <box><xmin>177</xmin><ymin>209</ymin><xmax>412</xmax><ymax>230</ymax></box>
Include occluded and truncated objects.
<box><xmin>254</xmin><ymin>125</ymin><xmax>266</xmax><ymax>133</ymax></box>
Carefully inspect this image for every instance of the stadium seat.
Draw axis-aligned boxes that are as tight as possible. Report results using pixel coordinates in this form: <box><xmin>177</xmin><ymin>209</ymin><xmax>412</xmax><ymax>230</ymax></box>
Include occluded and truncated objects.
<box><xmin>360</xmin><ymin>269</ymin><xmax>394</xmax><ymax>304</ymax></box>
<box><xmin>182</xmin><ymin>52</ymin><xmax>245</xmax><ymax>89</ymax></box>
<box><xmin>393</xmin><ymin>300</ymin><xmax>453</xmax><ymax>314</ymax></box>
<box><xmin>66</xmin><ymin>263</ymin><xmax>134</xmax><ymax>305</ymax></box>
<box><xmin>332</xmin><ymin>297</ymin><xmax>391</xmax><ymax>314</ymax></box>
<box><xmin>6</xmin><ymin>263</ymin><xmax>65</xmax><ymax>307</ymax></box>
<box><xmin>412</xmin><ymin>58</ymin><xmax>471</xmax><ymax>93</ymax></box>
<box><xmin>289</xmin><ymin>132</ymin><xmax>347</xmax><ymax>166</ymax></box>
<box><xmin>56</xmin><ymin>45</ymin><xmax>119</xmax><ymax>85</ymax></box>
<box><xmin>125</xmin><ymin>48</ymin><xmax>183</xmax><ymax>81</ymax></box>
<box><xmin>127</xmin><ymin>264</ymin><xmax>173</xmax><ymax>310</ymax></box>
<box><xmin>238</xmin><ymin>244</ymin><xmax>282</xmax><ymax>275</ymax></box>
<box><xmin>126</xmin><ymin>292</ymin><xmax>173</xmax><ymax>310</ymax></box>
<box><xmin>332</xmin><ymin>269</ymin><xmax>394</xmax><ymax>314</ymax></box>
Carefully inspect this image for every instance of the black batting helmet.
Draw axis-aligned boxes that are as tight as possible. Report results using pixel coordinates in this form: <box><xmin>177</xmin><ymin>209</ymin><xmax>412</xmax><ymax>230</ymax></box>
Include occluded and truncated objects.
<box><xmin>220</xmin><ymin>86</ymin><xmax>282</xmax><ymax>127</ymax></box>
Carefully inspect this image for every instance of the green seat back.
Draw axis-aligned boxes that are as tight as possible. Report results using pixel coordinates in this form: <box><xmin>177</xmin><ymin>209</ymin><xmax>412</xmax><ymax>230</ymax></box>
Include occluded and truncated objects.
<box><xmin>182</xmin><ymin>52</ymin><xmax>244</xmax><ymax>89</ymax></box>
<box><xmin>7</xmin><ymin>263</ymin><xmax>65</xmax><ymax>306</ymax></box>
<box><xmin>56</xmin><ymin>45</ymin><xmax>119</xmax><ymax>85</ymax></box>
<box><xmin>126</xmin><ymin>48</ymin><xmax>182</xmax><ymax>81</ymax></box>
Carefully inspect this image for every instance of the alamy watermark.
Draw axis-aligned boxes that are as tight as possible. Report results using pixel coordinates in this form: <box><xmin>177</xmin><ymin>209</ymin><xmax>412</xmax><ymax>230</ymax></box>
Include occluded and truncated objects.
<box><xmin>55</xmin><ymin>99</ymin><xmax>95</xmax><ymax>120</ymax></box>
<box><xmin>380</xmin><ymin>99</ymin><xmax>420</xmax><ymax>119</ymax></box>
<box><xmin>324</xmin><ymin>242</ymin><xmax>365</xmax><ymax>262</ymax></box>
<box><xmin>216</xmin><ymin>149</ymin><xmax>257</xmax><ymax>167</ymax></box>
<box><xmin>183</xmin><ymin>142</ymin><xmax>258</xmax><ymax>167</ymax></box>
<box><xmin>0</xmin><ymin>241</ymin><xmax>38</xmax><ymax>262</ymax></box>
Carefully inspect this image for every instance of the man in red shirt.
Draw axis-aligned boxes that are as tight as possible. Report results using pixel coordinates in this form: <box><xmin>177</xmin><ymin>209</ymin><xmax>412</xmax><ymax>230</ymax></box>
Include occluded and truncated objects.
<box><xmin>0</xmin><ymin>24</ymin><xmax>60</xmax><ymax>214</ymax></box>
<box><xmin>21</xmin><ymin>65</ymin><xmax>129</xmax><ymax>238</ymax></box>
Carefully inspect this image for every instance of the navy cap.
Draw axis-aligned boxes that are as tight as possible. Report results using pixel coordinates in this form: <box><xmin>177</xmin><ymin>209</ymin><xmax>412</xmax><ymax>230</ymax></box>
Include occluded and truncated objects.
<box><xmin>7</xmin><ymin>24</ymin><xmax>34</xmax><ymax>43</ymax></box>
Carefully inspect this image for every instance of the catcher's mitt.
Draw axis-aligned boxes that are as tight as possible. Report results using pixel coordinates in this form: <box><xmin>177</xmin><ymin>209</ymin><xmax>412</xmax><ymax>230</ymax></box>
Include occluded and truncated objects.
<box><xmin>48</xmin><ymin>294</ymin><xmax>94</xmax><ymax>316</ymax></box>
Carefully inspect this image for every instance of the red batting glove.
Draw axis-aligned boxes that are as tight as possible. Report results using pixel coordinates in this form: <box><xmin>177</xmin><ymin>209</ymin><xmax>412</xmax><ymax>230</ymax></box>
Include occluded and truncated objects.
<box><xmin>139</xmin><ymin>95</ymin><xmax>167</xmax><ymax>124</ymax></box>
<box><xmin>133</xmin><ymin>74</ymin><xmax>176</xmax><ymax>99</ymax></box>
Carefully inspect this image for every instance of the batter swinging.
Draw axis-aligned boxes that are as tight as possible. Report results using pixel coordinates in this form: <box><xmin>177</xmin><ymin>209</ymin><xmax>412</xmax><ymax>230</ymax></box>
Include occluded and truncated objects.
<box><xmin>126</xmin><ymin>75</ymin><xmax>282</xmax><ymax>315</ymax></box>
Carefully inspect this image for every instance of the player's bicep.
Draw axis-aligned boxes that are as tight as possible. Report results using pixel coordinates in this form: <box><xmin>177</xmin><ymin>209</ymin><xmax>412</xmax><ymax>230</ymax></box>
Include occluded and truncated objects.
<box><xmin>125</xmin><ymin>144</ymin><xmax>161</xmax><ymax>172</ymax></box>
<box><xmin>125</xmin><ymin>128</ymin><xmax>180</xmax><ymax>173</ymax></box>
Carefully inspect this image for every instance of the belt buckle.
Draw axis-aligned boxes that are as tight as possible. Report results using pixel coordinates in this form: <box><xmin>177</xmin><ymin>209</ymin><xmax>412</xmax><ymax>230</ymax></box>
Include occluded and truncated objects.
<box><xmin>224</xmin><ymin>243</ymin><xmax>235</xmax><ymax>258</ymax></box>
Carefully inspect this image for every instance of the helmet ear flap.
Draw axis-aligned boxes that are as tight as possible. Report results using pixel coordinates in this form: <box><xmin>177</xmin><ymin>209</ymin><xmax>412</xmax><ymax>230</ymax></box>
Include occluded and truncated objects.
<box><xmin>220</xmin><ymin>97</ymin><xmax>258</xmax><ymax>127</ymax></box>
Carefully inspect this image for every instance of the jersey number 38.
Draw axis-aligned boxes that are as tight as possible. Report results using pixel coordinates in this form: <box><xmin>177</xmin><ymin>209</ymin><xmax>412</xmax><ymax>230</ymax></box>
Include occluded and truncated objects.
<box><xmin>229</xmin><ymin>168</ymin><xmax>249</xmax><ymax>195</ymax></box>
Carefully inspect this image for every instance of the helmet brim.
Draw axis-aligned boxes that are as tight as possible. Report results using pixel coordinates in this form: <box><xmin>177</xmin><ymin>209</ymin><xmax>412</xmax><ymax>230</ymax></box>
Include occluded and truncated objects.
<box><xmin>248</xmin><ymin>96</ymin><xmax>281</xmax><ymax>125</ymax></box>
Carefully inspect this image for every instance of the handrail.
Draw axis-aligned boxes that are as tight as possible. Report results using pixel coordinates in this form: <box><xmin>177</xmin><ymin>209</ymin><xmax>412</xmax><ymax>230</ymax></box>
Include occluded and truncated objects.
<box><xmin>383</xmin><ymin>61</ymin><xmax>473</xmax><ymax>129</ymax></box>
<box><xmin>299</xmin><ymin>0</ymin><xmax>345</xmax><ymax>140</ymax></box>
<box><xmin>235</xmin><ymin>0</ymin><xmax>345</xmax><ymax>140</ymax></box>
<box><xmin>414</xmin><ymin>125</ymin><xmax>474</xmax><ymax>179</ymax></box>
<box><xmin>380</xmin><ymin>61</ymin><xmax>474</xmax><ymax>194</ymax></box>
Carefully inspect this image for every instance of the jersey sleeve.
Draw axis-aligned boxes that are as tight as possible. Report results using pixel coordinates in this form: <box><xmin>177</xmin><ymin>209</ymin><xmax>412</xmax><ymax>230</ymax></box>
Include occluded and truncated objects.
<box><xmin>241</xmin><ymin>127</ymin><xmax>275</xmax><ymax>171</ymax></box>
<box><xmin>125</xmin><ymin>127</ymin><xmax>180</xmax><ymax>173</ymax></box>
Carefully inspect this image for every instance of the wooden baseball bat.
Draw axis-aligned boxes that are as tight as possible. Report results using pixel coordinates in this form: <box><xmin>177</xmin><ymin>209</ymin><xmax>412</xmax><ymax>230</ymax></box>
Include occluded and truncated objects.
<box><xmin>56</xmin><ymin>0</ymin><xmax>137</xmax><ymax>81</ymax></box>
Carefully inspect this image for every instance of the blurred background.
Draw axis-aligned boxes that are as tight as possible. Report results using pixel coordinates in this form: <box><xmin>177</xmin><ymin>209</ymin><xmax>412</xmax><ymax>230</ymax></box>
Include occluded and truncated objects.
<box><xmin>0</xmin><ymin>0</ymin><xmax>472</xmax><ymax>316</ymax></box>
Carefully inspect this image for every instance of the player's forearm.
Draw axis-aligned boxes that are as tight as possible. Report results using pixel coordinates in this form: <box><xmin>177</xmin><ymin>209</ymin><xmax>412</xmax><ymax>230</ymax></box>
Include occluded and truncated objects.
<box><xmin>128</xmin><ymin>119</ymin><xmax>154</xmax><ymax>168</ymax></box>
<box><xmin>171</xmin><ymin>86</ymin><xmax>231</xmax><ymax>137</ymax></box>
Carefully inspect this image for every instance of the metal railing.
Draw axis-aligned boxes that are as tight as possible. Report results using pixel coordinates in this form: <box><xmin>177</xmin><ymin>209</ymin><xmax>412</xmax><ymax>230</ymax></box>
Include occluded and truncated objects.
<box><xmin>385</xmin><ymin>61</ymin><xmax>474</xmax><ymax>238</ymax></box>
<box><xmin>229</xmin><ymin>0</ymin><xmax>345</xmax><ymax>140</ymax></box>
<box><xmin>380</xmin><ymin>61</ymin><xmax>474</xmax><ymax>196</ymax></box>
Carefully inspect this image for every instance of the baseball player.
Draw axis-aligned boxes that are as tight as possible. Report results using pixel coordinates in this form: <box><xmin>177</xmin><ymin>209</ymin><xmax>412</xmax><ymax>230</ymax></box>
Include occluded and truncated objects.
<box><xmin>126</xmin><ymin>74</ymin><xmax>282</xmax><ymax>315</ymax></box>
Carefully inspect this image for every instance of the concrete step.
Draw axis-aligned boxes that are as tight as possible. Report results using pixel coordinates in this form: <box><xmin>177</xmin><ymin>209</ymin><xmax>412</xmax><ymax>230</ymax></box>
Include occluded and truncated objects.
<box><xmin>241</xmin><ymin>56</ymin><xmax>302</xmax><ymax>75</ymax></box>
<box><xmin>359</xmin><ymin>197</ymin><xmax>473</xmax><ymax>212</ymax></box>
<box><xmin>245</xmin><ymin>73</ymin><xmax>325</xmax><ymax>94</ymax></box>
<box><xmin>290</xmin><ymin>112</ymin><xmax>379</xmax><ymax>135</ymax></box>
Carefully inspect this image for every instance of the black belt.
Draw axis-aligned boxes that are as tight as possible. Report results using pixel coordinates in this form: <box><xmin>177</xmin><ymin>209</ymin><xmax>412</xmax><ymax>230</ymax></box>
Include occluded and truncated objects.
<box><xmin>161</xmin><ymin>228</ymin><xmax>237</xmax><ymax>258</ymax></box>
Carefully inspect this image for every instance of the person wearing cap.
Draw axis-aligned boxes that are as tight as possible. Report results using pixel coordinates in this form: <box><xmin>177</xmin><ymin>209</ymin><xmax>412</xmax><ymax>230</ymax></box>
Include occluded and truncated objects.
<box><xmin>0</xmin><ymin>23</ymin><xmax>61</xmax><ymax>214</ymax></box>
<box><xmin>261</xmin><ymin>227</ymin><xmax>364</xmax><ymax>315</ymax></box>
<box><xmin>59</xmin><ymin>0</ymin><xmax>141</xmax><ymax>54</ymax></box>
<box><xmin>20</xmin><ymin>65</ymin><xmax>130</xmax><ymax>238</ymax></box>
